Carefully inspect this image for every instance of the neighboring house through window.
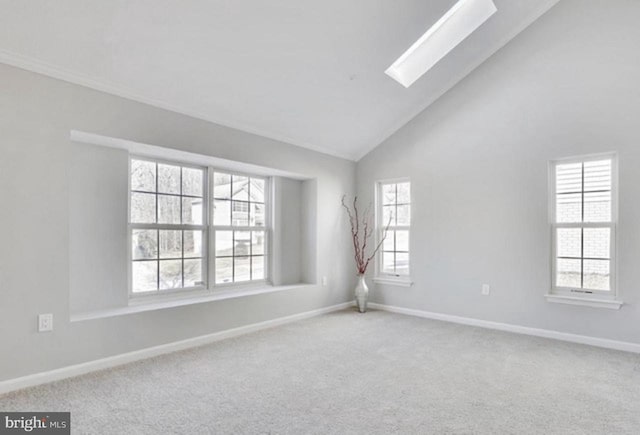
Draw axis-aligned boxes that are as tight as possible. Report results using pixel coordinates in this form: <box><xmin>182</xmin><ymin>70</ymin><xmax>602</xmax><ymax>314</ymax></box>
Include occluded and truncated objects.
<box><xmin>548</xmin><ymin>154</ymin><xmax>620</xmax><ymax>308</ymax></box>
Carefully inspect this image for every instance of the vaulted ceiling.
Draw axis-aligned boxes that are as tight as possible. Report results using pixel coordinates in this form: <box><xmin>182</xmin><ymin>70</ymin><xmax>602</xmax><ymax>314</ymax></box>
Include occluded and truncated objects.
<box><xmin>0</xmin><ymin>0</ymin><xmax>560</xmax><ymax>160</ymax></box>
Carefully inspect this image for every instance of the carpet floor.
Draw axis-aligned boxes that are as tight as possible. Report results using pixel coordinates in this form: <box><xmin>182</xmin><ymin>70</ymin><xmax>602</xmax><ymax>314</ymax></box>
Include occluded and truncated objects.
<box><xmin>1</xmin><ymin>309</ymin><xmax>639</xmax><ymax>434</ymax></box>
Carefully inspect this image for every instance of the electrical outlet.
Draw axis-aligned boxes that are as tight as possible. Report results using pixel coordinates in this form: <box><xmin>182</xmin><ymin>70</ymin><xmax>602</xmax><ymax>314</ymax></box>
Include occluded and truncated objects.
<box><xmin>482</xmin><ymin>284</ymin><xmax>491</xmax><ymax>296</ymax></box>
<box><xmin>38</xmin><ymin>314</ymin><xmax>53</xmax><ymax>332</ymax></box>
<box><xmin>322</xmin><ymin>276</ymin><xmax>328</xmax><ymax>286</ymax></box>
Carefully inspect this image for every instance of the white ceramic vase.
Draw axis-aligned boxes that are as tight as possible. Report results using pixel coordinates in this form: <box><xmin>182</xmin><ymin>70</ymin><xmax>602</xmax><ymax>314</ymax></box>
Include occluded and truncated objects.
<box><xmin>355</xmin><ymin>274</ymin><xmax>369</xmax><ymax>313</ymax></box>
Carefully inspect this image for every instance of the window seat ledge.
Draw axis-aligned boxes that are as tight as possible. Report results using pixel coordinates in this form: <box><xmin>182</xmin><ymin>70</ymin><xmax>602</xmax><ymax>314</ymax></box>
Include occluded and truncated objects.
<box><xmin>544</xmin><ymin>294</ymin><xmax>623</xmax><ymax>310</ymax></box>
<box><xmin>373</xmin><ymin>277</ymin><xmax>413</xmax><ymax>287</ymax></box>
<box><xmin>70</xmin><ymin>284</ymin><xmax>315</xmax><ymax>322</ymax></box>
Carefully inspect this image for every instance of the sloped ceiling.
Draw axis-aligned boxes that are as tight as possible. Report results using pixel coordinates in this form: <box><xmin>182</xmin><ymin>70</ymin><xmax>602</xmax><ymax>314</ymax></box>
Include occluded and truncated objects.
<box><xmin>0</xmin><ymin>0</ymin><xmax>560</xmax><ymax>160</ymax></box>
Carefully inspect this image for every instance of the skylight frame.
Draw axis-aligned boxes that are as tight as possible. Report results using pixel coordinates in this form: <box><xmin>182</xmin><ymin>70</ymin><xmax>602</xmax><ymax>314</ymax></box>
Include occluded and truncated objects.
<box><xmin>385</xmin><ymin>0</ymin><xmax>497</xmax><ymax>88</ymax></box>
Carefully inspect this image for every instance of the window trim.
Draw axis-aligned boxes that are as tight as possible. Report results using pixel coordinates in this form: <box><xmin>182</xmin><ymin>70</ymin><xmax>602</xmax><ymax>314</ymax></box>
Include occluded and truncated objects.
<box><xmin>547</xmin><ymin>152</ymin><xmax>621</xmax><ymax>307</ymax></box>
<box><xmin>374</xmin><ymin>178</ymin><xmax>413</xmax><ymax>286</ymax></box>
<box><xmin>209</xmin><ymin>168</ymin><xmax>271</xmax><ymax>288</ymax></box>
<box><xmin>127</xmin><ymin>157</ymin><xmax>273</xmax><ymax>300</ymax></box>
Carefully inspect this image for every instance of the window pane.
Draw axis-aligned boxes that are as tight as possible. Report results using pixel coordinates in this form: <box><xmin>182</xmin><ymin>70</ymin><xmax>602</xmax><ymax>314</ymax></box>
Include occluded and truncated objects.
<box><xmin>250</xmin><ymin>178</ymin><xmax>265</xmax><ymax>203</ymax></box>
<box><xmin>397</xmin><ymin>205</ymin><xmax>410</xmax><ymax>226</ymax></box>
<box><xmin>252</xmin><ymin>231</ymin><xmax>265</xmax><ymax>255</ymax></box>
<box><xmin>250</xmin><ymin>203</ymin><xmax>265</xmax><ymax>226</ymax></box>
<box><xmin>382</xmin><ymin>205</ymin><xmax>395</xmax><ymax>226</ymax></box>
<box><xmin>396</xmin><ymin>253</ymin><xmax>409</xmax><ymax>276</ymax></box>
<box><xmin>583</xmin><ymin>260</ymin><xmax>610</xmax><ymax>291</ymax></box>
<box><xmin>584</xmin><ymin>160</ymin><xmax>611</xmax><ymax>192</ymax></box>
<box><xmin>213</xmin><ymin>173</ymin><xmax>231</xmax><ymax>199</ymax></box>
<box><xmin>234</xmin><ymin>231</ymin><xmax>251</xmax><ymax>256</ymax></box>
<box><xmin>157</xmin><ymin>164</ymin><xmax>180</xmax><ymax>194</ymax></box>
<box><xmin>131</xmin><ymin>160</ymin><xmax>156</xmax><ymax>192</ymax></box>
<box><xmin>182</xmin><ymin>197</ymin><xmax>203</xmax><ymax>225</ymax></box>
<box><xmin>159</xmin><ymin>230</ymin><xmax>182</xmax><ymax>259</ymax></box>
<box><xmin>556</xmin><ymin>193</ymin><xmax>582</xmax><ymax>223</ymax></box>
<box><xmin>397</xmin><ymin>182</ymin><xmax>410</xmax><ymax>204</ymax></box>
<box><xmin>132</xmin><ymin>261</ymin><xmax>157</xmax><ymax>292</ymax></box>
<box><xmin>584</xmin><ymin>191</ymin><xmax>611</xmax><ymax>223</ymax></box>
<box><xmin>556</xmin><ymin>258</ymin><xmax>581</xmax><ymax>288</ymax></box>
<box><xmin>382</xmin><ymin>252</ymin><xmax>395</xmax><ymax>274</ymax></box>
<box><xmin>383</xmin><ymin>230</ymin><xmax>395</xmax><ymax>251</ymax></box>
<box><xmin>184</xmin><ymin>259</ymin><xmax>203</xmax><ymax>287</ymax></box>
<box><xmin>252</xmin><ymin>256</ymin><xmax>264</xmax><ymax>280</ymax></box>
<box><xmin>213</xmin><ymin>200</ymin><xmax>231</xmax><ymax>226</ymax></box>
<box><xmin>556</xmin><ymin>163</ymin><xmax>582</xmax><ymax>194</ymax></box>
<box><xmin>184</xmin><ymin>230</ymin><xmax>203</xmax><ymax>258</ymax></box>
<box><xmin>215</xmin><ymin>231</ymin><xmax>233</xmax><ymax>257</ymax></box>
<box><xmin>131</xmin><ymin>192</ymin><xmax>156</xmax><ymax>223</ymax></box>
<box><xmin>182</xmin><ymin>167</ymin><xmax>203</xmax><ymax>197</ymax></box>
<box><xmin>232</xmin><ymin>176</ymin><xmax>249</xmax><ymax>201</ymax></box>
<box><xmin>557</xmin><ymin>228</ymin><xmax>581</xmax><ymax>258</ymax></box>
<box><xmin>215</xmin><ymin>258</ymin><xmax>232</xmax><ymax>284</ymax></box>
<box><xmin>396</xmin><ymin>230</ymin><xmax>409</xmax><ymax>252</ymax></box>
<box><xmin>232</xmin><ymin>201</ymin><xmax>249</xmax><ymax>226</ymax></box>
<box><xmin>159</xmin><ymin>260</ymin><xmax>182</xmax><ymax>289</ymax></box>
<box><xmin>382</xmin><ymin>184</ymin><xmax>396</xmax><ymax>205</ymax></box>
<box><xmin>584</xmin><ymin>228</ymin><xmax>610</xmax><ymax>259</ymax></box>
<box><xmin>158</xmin><ymin>195</ymin><xmax>181</xmax><ymax>224</ymax></box>
<box><xmin>234</xmin><ymin>256</ymin><xmax>251</xmax><ymax>282</ymax></box>
<box><xmin>132</xmin><ymin>229</ymin><xmax>157</xmax><ymax>260</ymax></box>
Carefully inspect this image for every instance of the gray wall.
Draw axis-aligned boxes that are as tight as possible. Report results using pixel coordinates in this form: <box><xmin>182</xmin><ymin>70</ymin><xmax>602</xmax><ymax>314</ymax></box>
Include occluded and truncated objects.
<box><xmin>357</xmin><ymin>0</ymin><xmax>640</xmax><ymax>344</ymax></box>
<box><xmin>0</xmin><ymin>62</ymin><xmax>356</xmax><ymax>381</ymax></box>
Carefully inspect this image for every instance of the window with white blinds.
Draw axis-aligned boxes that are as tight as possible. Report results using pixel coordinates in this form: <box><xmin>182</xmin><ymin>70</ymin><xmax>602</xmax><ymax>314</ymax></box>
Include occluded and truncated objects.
<box><xmin>551</xmin><ymin>155</ymin><xmax>617</xmax><ymax>297</ymax></box>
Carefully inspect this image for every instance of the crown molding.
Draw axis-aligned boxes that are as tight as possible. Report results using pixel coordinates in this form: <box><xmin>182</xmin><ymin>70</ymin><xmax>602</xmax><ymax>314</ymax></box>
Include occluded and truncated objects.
<box><xmin>0</xmin><ymin>48</ymin><xmax>357</xmax><ymax>162</ymax></box>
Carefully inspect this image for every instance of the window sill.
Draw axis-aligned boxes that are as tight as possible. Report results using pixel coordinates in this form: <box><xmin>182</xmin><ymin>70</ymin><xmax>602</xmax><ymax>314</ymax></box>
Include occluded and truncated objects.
<box><xmin>373</xmin><ymin>277</ymin><xmax>413</xmax><ymax>287</ymax></box>
<box><xmin>544</xmin><ymin>294</ymin><xmax>623</xmax><ymax>310</ymax></box>
<box><xmin>70</xmin><ymin>283</ymin><xmax>314</xmax><ymax>322</ymax></box>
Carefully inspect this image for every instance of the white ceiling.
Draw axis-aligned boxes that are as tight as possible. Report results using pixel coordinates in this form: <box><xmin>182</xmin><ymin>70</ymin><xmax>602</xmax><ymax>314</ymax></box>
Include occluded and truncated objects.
<box><xmin>0</xmin><ymin>0</ymin><xmax>559</xmax><ymax>160</ymax></box>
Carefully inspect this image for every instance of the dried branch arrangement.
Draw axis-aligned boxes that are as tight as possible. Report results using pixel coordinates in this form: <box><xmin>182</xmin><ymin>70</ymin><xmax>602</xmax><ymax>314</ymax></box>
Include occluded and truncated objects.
<box><xmin>341</xmin><ymin>195</ymin><xmax>391</xmax><ymax>275</ymax></box>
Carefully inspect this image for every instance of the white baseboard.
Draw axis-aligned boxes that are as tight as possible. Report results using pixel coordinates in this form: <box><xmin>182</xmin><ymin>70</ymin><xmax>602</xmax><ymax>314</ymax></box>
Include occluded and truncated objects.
<box><xmin>0</xmin><ymin>301</ymin><xmax>355</xmax><ymax>395</ymax></box>
<box><xmin>369</xmin><ymin>303</ymin><xmax>640</xmax><ymax>354</ymax></box>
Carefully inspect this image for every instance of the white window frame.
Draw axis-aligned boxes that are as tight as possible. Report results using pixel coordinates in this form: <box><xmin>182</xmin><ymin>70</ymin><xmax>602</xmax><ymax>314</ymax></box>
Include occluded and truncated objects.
<box><xmin>374</xmin><ymin>178</ymin><xmax>413</xmax><ymax>287</ymax></box>
<box><xmin>128</xmin><ymin>156</ymin><xmax>209</xmax><ymax>298</ymax></box>
<box><xmin>210</xmin><ymin>169</ymin><xmax>271</xmax><ymax>289</ymax></box>
<box><xmin>128</xmin><ymin>157</ymin><xmax>272</xmax><ymax>300</ymax></box>
<box><xmin>546</xmin><ymin>152</ymin><xmax>622</xmax><ymax>309</ymax></box>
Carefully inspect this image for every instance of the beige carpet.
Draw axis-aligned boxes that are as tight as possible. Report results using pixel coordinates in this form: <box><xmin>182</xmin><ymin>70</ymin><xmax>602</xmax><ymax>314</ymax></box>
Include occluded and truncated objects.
<box><xmin>1</xmin><ymin>309</ymin><xmax>639</xmax><ymax>434</ymax></box>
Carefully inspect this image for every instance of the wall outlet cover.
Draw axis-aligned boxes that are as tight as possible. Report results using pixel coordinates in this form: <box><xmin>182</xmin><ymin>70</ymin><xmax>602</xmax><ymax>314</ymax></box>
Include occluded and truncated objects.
<box><xmin>38</xmin><ymin>313</ymin><xmax>53</xmax><ymax>332</ymax></box>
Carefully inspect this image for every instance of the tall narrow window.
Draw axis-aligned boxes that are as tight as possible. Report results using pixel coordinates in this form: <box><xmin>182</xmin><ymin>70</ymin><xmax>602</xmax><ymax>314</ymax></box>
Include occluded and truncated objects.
<box><xmin>212</xmin><ymin>172</ymin><xmax>268</xmax><ymax>284</ymax></box>
<box><xmin>551</xmin><ymin>155</ymin><xmax>616</xmax><ymax>298</ymax></box>
<box><xmin>376</xmin><ymin>180</ymin><xmax>411</xmax><ymax>281</ymax></box>
<box><xmin>129</xmin><ymin>158</ymin><xmax>207</xmax><ymax>293</ymax></box>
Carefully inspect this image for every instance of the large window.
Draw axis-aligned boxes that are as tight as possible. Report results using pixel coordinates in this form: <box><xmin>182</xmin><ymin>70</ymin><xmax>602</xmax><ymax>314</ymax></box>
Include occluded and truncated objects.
<box><xmin>376</xmin><ymin>180</ymin><xmax>411</xmax><ymax>281</ymax></box>
<box><xmin>550</xmin><ymin>155</ymin><xmax>616</xmax><ymax>299</ymax></box>
<box><xmin>129</xmin><ymin>158</ymin><xmax>269</xmax><ymax>295</ymax></box>
<box><xmin>130</xmin><ymin>158</ymin><xmax>206</xmax><ymax>293</ymax></box>
<box><xmin>212</xmin><ymin>172</ymin><xmax>268</xmax><ymax>285</ymax></box>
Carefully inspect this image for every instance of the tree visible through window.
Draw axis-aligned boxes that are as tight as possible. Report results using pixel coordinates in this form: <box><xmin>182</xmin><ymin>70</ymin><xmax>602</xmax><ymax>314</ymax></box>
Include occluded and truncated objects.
<box><xmin>130</xmin><ymin>159</ymin><xmax>206</xmax><ymax>293</ymax></box>
<box><xmin>377</xmin><ymin>180</ymin><xmax>411</xmax><ymax>278</ymax></box>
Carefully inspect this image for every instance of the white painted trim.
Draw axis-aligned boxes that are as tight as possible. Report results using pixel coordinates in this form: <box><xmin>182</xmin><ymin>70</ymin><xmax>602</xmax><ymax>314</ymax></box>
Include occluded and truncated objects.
<box><xmin>373</xmin><ymin>277</ymin><xmax>413</xmax><ymax>287</ymax></box>
<box><xmin>368</xmin><ymin>303</ymin><xmax>640</xmax><ymax>354</ymax></box>
<box><xmin>0</xmin><ymin>49</ymin><xmax>356</xmax><ymax>162</ymax></box>
<box><xmin>544</xmin><ymin>294</ymin><xmax>623</xmax><ymax>310</ymax></box>
<box><xmin>71</xmin><ymin>130</ymin><xmax>309</xmax><ymax>180</ymax></box>
<box><xmin>72</xmin><ymin>284</ymin><xmax>317</xmax><ymax>322</ymax></box>
<box><xmin>0</xmin><ymin>301</ymin><xmax>354</xmax><ymax>395</ymax></box>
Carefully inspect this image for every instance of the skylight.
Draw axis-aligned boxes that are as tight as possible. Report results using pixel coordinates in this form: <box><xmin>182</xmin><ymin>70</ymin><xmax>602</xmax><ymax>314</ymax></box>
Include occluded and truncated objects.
<box><xmin>385</xmin><ymin>0</ymin><xmax>497</xmax><ymax>88</ymax></box>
